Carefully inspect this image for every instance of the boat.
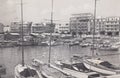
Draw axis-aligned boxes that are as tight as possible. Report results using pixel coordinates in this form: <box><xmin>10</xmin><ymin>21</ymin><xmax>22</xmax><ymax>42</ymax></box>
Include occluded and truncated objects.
<box><xmin>14</xmin><ymin>0</ymin><xmax>43</xmax><ymax>78</ymax></box>
<box><xmin>15</xmin><ymin>64</ymin><xmax>42</xmax><ymax>78</ymax></box>
<box><xmin>46</xmin><ymin>40</ymin><xmax>58</xmax><ymax>46</ymax></box>
<box><xmin>32</xmin><ymin>0</ymin><xmax>73</xmax><ymax>77</ymax></box>
<box><xmin>79</xmin><ymin>42</ymin><xmax>89</xmax><ymax>47</ymax></box>
<box><xmin>54</xmin><ymin>60</ymin><xmax>105</xmax><ymax>78</ymax></box>
<box><xmin>32</xmin><ymin>59</ymin><xmax>72</xmax><ymax>78</ymax></box>
<box><xmin>82</xmin><ymin>57</ymin><xmax>120</xmax><ymax>75</ymax></box>
<box><xmin>78</xmin><ymin>0</ymin><xmax>120</xmax><ymax>76</ymax></box>
<box><xmin>69</xmin><ymin>40</ymin><xmax>79</xmax><ymax>46</ymax></box>
<box><xmin>98</xmin><ymin>44</ymin><xmax>119</xmax><ymax>51</ymax></box>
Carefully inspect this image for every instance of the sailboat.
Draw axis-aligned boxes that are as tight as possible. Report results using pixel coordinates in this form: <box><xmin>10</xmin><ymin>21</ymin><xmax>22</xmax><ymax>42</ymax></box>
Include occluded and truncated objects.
<box><xmin>14</xmin><ymin>0</ymin><xmax>43</xmax><ymax>78</ymax></box>
<box><xmin>31</xmin><ymin>0</ymin><xmax>71</xmax><ymax>78</ymax></box>
<box><xmin>78</xmin><ymin>0</ymin><xmax>120</xmax><ymax>75</ymax></box>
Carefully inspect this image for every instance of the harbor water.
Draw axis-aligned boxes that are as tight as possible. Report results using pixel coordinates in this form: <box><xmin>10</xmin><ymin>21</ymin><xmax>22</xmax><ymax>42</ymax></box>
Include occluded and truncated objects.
<box><xmin>0</xmin><ymin>45</ymin><xmax>120</xmax><ymax>78</ymax></box>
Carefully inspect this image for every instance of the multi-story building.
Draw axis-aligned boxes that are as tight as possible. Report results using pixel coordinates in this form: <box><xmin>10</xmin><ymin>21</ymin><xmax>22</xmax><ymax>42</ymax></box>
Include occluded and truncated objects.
<box><xmin>32</xmin><ymin>23</ymin><xmax>45</xmax><ymax>33</ymax></box>
<box><xmin>10</xmin><ymin>22</ymin><xmax>20</xmax><ymax>33</ymax></box>
<box><xmin>92</xmin><ymin>17</ymin><xmax>120</xmax><ymax>36</ymax></box>
<box><xmin>90</xmin><ymin>18</ymin><xmax>106</xmax><ymax>34</ymax></box>
<box><xmin>31</xmin><ymin>22</ymin><xmax>55</xmax><ymax>34</ymax></box>
<box><xmin>104</xmin><ymin>17</ymin><xmax>120</xmax><ymax>36</ymax></box>
<box><xmin>55</xmin><ymin>23</ymin><xmax>70</xmax><ymax>34</ymax></box>
<box><xmin>10</xmin><ymin>22</ymin><xmax>32</xmax><ymax>35</ymax></box>
<box><xmin>70</xmin><ymin>13</ymin><xmax>93</xmax><ymax>35</ymax></box>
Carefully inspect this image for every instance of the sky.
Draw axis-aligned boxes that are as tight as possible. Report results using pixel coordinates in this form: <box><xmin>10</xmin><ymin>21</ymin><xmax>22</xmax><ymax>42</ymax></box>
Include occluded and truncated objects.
<box><xmin>0</xmin><ymin>0</ymin><xmax>120</xmax><ymax>25</ymax></box>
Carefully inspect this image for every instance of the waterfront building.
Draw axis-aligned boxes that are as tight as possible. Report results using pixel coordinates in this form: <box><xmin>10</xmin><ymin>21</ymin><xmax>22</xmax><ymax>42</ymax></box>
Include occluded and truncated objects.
<box><xmin>97</xmin><ymin>18</ymin><xmax>106</xmax><ymax>35</ymax></box>
<box><xmin>32</xmin><ymin>22</ymin><xmax>55</xmax><ymax>34</ymax></box>
<box><xmin>0</xmin><ymin>23</ymin><xmax>4</xmax><ymax>34</ymax></box>
<box><xmin>4</xmin><ymin>25</ymin><xmax>10</xmax><ymax>32</ymax></box>
<box><xmin>10</xmin><ymin>22</ymin><xmax>20</xmax><ymax>33</ymax></box>
<box><xmin>91</xmin><ymin>17</ymin><xmax>120</xmax><ymax>36</ymax></box>
<box><xmin>31</xmin><ymin>23</ymin><xmax>45</xmax><ymax>33</ymax></box>
<box><xmin>4</xmin><ymin>33</ymin><xmax>20</xmax><ymax>41</ymax></box>
<box><xmin>10</xmin><ymin>21</ymin><xmax>32</xmax><ymax>35</ymax></box>
<box><xmin>104</xmin><ymin>17</ymin><xmax>120</xmax><ymax>36</ymax></box>
<box><xmin>55</xmin><ymin>23</ymin><xmax>70</xmax><ymax>34</ymax></box>
<box><xmin>90</xmin><ymin>18</ymin><xmax>106</xmax><ymax>34</ymax></box>
<box><xmin>70</xmin><ymin>13</ymin><xmax>93</xmax><ymax>36</ymax></box>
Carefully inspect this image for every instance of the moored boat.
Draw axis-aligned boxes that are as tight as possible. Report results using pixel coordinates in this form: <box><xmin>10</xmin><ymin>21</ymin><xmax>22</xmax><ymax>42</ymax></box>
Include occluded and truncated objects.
<box><xmin>98</xmin><ymin>44</ymin><xmax>119</xmax><ymax>51</ymax></box>
<box><xmin>54</xmin><ymin>60</ymin><xmax>104</xmax><ymax>78</ymax></box>
<box><xmin>15</xmin><ymin>64</ymin><xmax>42</xmax><ymax>78</ymax></box>
<box><xmin>82</xmin><ymin>57</ymin><xmax>120</xmax><ymax>75</ymax></box>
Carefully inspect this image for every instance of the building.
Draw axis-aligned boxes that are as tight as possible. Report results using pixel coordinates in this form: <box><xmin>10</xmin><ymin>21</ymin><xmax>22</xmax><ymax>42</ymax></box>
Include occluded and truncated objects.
<box><xmin>55</xmin><ymin>23</ymin><xmax>70</xmax><ymax>34</ymax></box>
<box><xmin>104</xmin><ymin>17</ymin><xmax>120</xmax><ymax>36</ymax></box>
<box><xmin>0</xmin><ymin>23</ymin><xmax>4</xmax><ymax>34</ymax></box>
<box><xmin>70</xmin><ymin>13</ymin><xmax>93</xmax><ymax>35</ymax></box>
<box><xmin>31</xmin><ymin>22</ymin><xmax>55</xmax><ymax>34</ymax></box>
<box><xmin>10</xmin><ymin>22</ymin><xmax>32</xmax><ymax>35</ymax></box>
<box><xmin>4</xmin><ymin>25</ymin><xmax>10</xmax><ymax>32</ymax></box>
<box><xmin>31</xmin><ymin>23</ymin><xmax>45</xmax><ymax>33</ymax></box>
<box><xmin>45</xmin><ymin>23</ymin><xmax>55</xmax><ymax>33</ymax></box>
<box><xmin>90</xmin><ymin>18</ymin><xmax>106</xmax><ymax>34</ymax></box>
<box><xmin>92</xmin><ymin>17</ymin><xmax>120</xmax><ymax>36</ymax></box>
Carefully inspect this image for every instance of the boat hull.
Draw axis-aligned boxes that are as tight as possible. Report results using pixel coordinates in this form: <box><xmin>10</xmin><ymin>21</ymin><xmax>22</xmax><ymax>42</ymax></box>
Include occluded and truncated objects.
<box><xmin>83</xmin><ymin>59</ymin><xmax>117</xmax><ymax>75</ymax></box>
<box><xmin>15</xmin><ymin>64</ymin><xmax>41</xmax><ymax>78</ymax></box>
<box><xmin>98</xmin><ymin>47</ymin><xmax>118</xmax><ymax>51</ymax></box>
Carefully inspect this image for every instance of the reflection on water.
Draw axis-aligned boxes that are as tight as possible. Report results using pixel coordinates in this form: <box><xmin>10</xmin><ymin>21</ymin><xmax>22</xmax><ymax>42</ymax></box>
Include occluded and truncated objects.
<box><xmin>0</xmin><ymin>45</ymin><xmax>120</xmax><ymax>78</ymax></box>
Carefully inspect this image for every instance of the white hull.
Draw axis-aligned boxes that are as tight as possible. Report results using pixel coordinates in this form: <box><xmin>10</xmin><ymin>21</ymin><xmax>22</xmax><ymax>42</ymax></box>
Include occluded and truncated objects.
<box><xmin>83</xmin><ymin>61</ymin><xmax>116</xmax><ymax>75</ymax></box>
<box><xmin>15</xmin><ymin>64</ymin><xmax>43</xmax><ymax>78</ymax></box>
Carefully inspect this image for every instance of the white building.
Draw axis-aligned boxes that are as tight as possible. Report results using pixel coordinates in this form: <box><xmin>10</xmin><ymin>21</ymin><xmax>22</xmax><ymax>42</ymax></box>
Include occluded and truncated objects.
<box><xmin>4</xmin><ymin>25</ymin><xmax>10</xmax><ymax>32</ymax></box>
<box><xmin>70</xmin><ymin>13</ymin><xmax>93</xmax><ymax>34</ymax></box>
<box><xmin>55</xmin><ymin>23</ymin><xmax>70</xmax><ymax>34</ymax></box>
<box><xmin>104</xmin><ymin>17</ymin><xmax>120</xmax><ymax>36</ymax></box>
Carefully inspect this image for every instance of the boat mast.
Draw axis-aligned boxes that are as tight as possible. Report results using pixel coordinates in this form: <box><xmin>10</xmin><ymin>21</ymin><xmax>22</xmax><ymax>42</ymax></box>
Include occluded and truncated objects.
<box><xmin>92</xmin><ymin>0</ymin><xmax>97</xmax><ymax>56</ymax></box>
<box><xmin>21</xmin><ymin>0</ymin><xmax>24</xmax><ymax>66</ymax></box>
<box><xmin>48</xmin><ymin>0</ymin><xmax>53</xmax><ymax>66</ymax></box>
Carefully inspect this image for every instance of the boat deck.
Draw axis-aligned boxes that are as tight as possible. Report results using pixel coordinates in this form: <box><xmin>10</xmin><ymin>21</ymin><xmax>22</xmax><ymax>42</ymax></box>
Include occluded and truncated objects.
<box><xmin>42</xmin><ymin>65</ymin><xmax>67</xmax><ymax>78</ymax></box>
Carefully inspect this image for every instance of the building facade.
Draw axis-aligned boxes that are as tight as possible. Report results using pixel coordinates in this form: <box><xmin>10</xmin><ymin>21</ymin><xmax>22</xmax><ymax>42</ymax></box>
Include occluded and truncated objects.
<box><xmin>0</xmin><ymin>23</ymin><xmax>4</xmax><ymax>34</ymax></box>
<box><xmin>55</xmin><ymin>23</ymin><xmax>70</xmax><ymax>34</ymax></box>
<box><xmin>32</xmin><ymin>23</ymin><xmax>45</xmax><ymax>33</ymax></box>
<box><xmin>104</xmin><ymin>17</ymin><xmax>120</xmax><ymax>36</ymax></box>
<box><xmin>10</xmin><ymin>22</ymin><xmax>32</xmax><ymax>35</ymax></box>
<box><xmin>70</xmin><ymin>13</ymin><xmax>93</xmax><ymax>35</ymax></box>
<box><xmin>95</xmin><ymin>17</ymin><xmax>120</xmax><ymax>36</ymax></box>
<box><xmin>31</xmin><ymin>22</ymin><xmax>55</xmax><ymax>34</ymax></box>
